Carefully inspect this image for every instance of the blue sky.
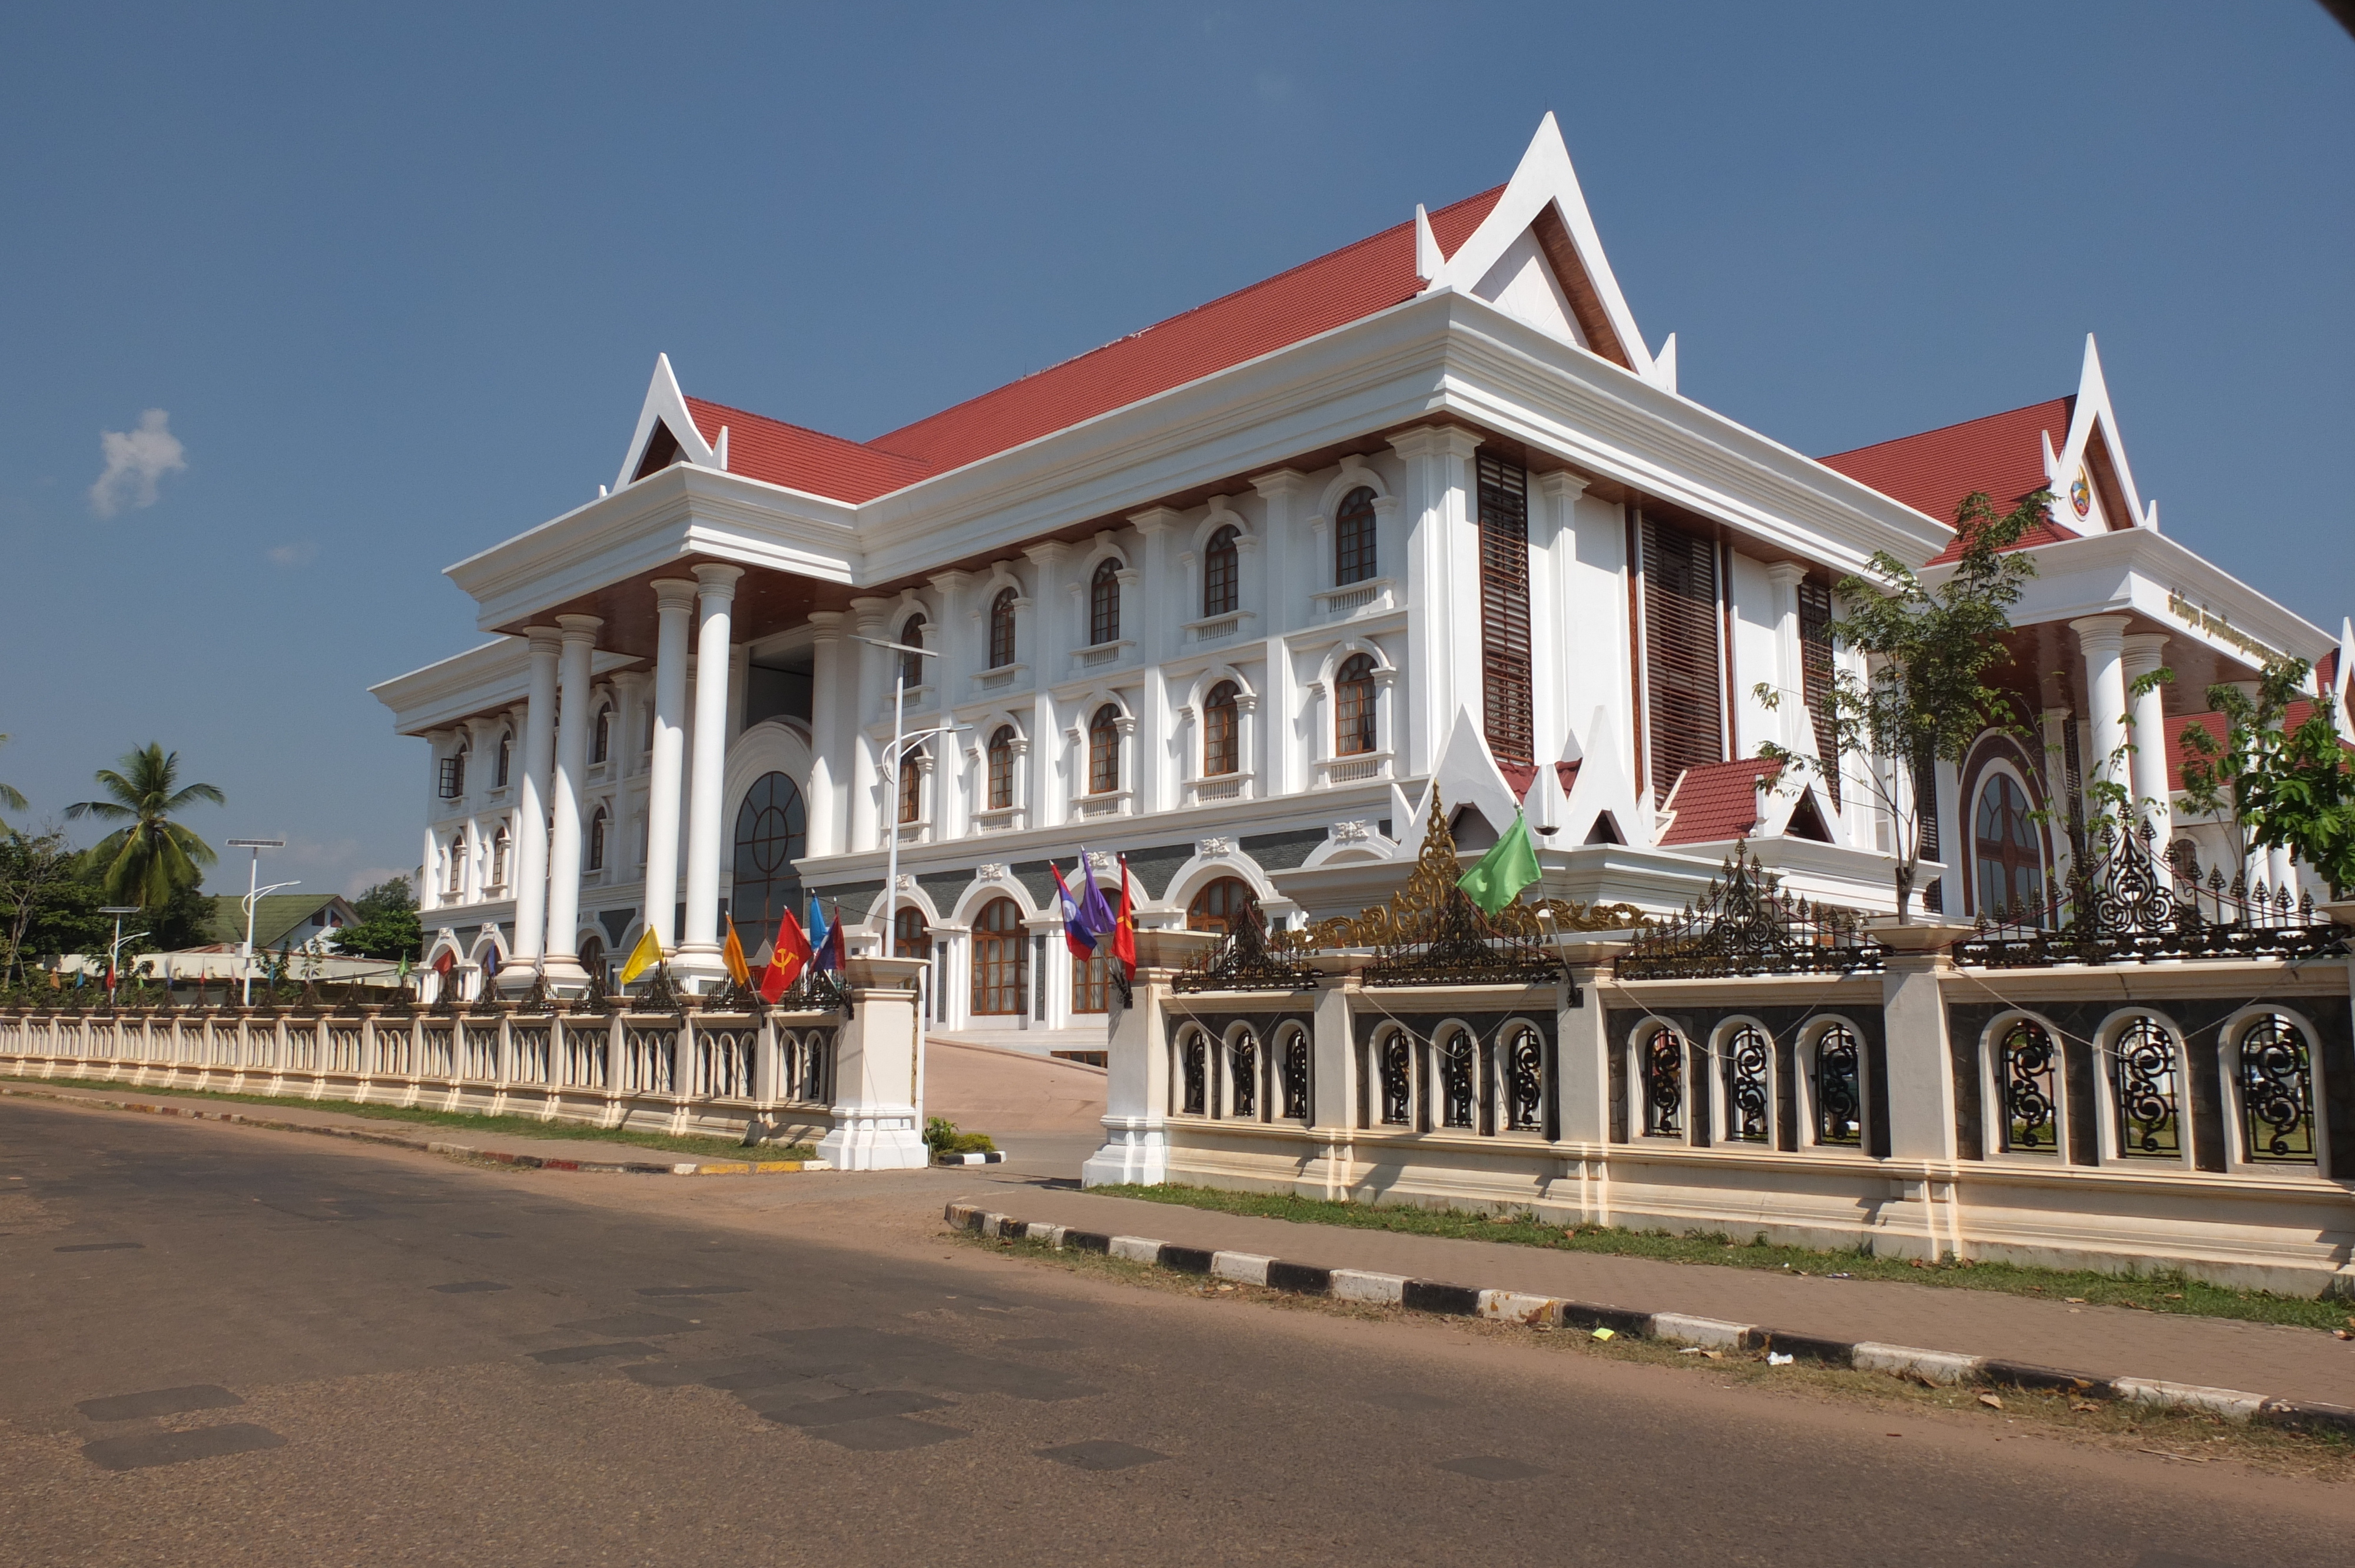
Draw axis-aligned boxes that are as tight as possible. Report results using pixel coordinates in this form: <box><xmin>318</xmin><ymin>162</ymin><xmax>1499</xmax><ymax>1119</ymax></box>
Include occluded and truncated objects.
<box><xmin>1</xmin><ymin>2</ymin><xmax>2348</xmax><ymax>901</ymax></box>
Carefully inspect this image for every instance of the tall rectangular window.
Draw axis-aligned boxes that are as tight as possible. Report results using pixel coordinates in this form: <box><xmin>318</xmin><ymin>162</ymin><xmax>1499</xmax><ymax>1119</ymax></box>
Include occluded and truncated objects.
<box><xmin>1641</xmin><ymin>514</ymin><xmax>1724</xmax><ymax>803</ymax></box>
<box><xmin>1476</xmin><ymin>454</ymin><xmax>1533</xmax><ymax>769</ymax></box>
<box><xmin>1796</xmin><ymin>578</ymin><xmax>1840</xmax><ymax>806</ymax></box>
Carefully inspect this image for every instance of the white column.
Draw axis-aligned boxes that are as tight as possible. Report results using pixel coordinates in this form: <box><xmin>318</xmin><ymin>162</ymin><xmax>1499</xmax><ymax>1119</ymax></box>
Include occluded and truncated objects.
<box><xmin>1251</xmin><ymin>470</ymin><xmax>1305</xmax><ymax>795</ymax></box>
<box><xmin>1130</xmin><ymin>509</ymin><xmax>1182</xmax><ymax>814</ymax></box>
<box><xmin>676</xmin><ymin>564</ymin><xmax>744</xmax><ymax>986</ymax></box>
<box><xmin>505</xmin><ymin>626</ymin><xmax>560</xmax><ymax>984</ymax></box>
<box><xmin>642</xmin><ymin>577</ymin><xmax>696</xmax><ymax>955</ymax></box>
<box><xmin>805</xmin><ymin>610</ymin><xmax>847</xmax><ymax>857</ymax></box>
<box><xmin>1388</xmin><ymin>426</ymin><xmax>1484</xmax><ymax>774</ymax></box>
<box><xmin>540</xmin><ymin>614</ymin><xmax>602</xmax><ymax>989</ymax></box>
<box><xmin>1531</xmin><ymin>470</ymin><xmax>1590</xmax><ymax>770</ymax></box>
<box><xmin>2071</xmin><ymin>615</ymin><xmax>2134</xmax><ymax>837</ymax></box>
<box><xmin>1763</xmin><ymin>562</ymin><xmax>1810</xmax><ymax>756</ymax></box>
<box><xmin>1025</xmin><ymin>543</ymin><xmax>1069</xmax><ymax>827</ymax></box>
<box><xmin>845</xmin><ymin>597</ymin><xmax>890</xmax><ymax>853</ymax></box>
<box><xmin>2120</xmin><ymin>632</ymin><xmax>2171</xmax><ymax>845</ymax></box>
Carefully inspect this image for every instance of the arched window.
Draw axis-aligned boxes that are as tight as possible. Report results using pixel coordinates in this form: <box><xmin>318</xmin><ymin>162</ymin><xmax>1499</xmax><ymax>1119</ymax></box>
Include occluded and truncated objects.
<box><xmin>490</xmin><ymin>825</ymin><xmax>511</xmax><ymax>889</ymax></box>
<box><xmin>893</xmin><ymin>907</ymin><xmax>931</xmax><ymax>963</ymax></box>
<box><xmin>1996</xmin><ymin>1017</ymin><xmax>2060</xmax><ymax>1155</ymax></box>
<box><xmin>1812</xmin><ymin>1024</ymin><xmax>1863</xmax><ymax>1147</ymax></box>
<box><xmin>495</xmin><ymin>732</ymin><xmax>512</xmax><ymax>789</ymax></box>
<box><xmin>1722</xmin><ymin>1024</ymin><xmax>1770</xmax><ymax>1144</ymax></box>
<box><xmin>730</xmin><ymin>772</ymin><xmax>808</xmax><ymax>933</ymax></box>
<box><xmin>1335</xmin><ymin>485</ymin><xmax>1377</xmax><ymax>586</ymax></box>
<box><xmin>587</xmin><ymin>806</ymin><xmax>608</xmax><ymax>871</ymax></box>
<box><xmin>1186</xmin><ymin>875</ymin><xmax>1253</xmax><ymax>935</ymax></box>
<box><xmin>1202</xmin><ymin>680</ymin><xmax>1239</xmax><ymax>776</ymax></box>
<box><xmin>897</xmin><ymin>742</ymin><xmax>925</xmax><ymax>825</ymax></box>
<box><xmin>1973</xmin><ymin>774</ymin><xmax>2044</xmax><ymax>918</ymax></box>
<box><xmin>592</xmin><ymin>705</ymin><xmax>612</xmax><ymax>765</ymax></box>
<box><xmin>970</xmin><ymin>897</ymin><xmax>1028</xmax><ymax>1016</ymax></box>
<box><xmin>2234</xmin><ymin>1014</ymin><xmax>2316</xmax><ymax>1165</ymax></box>
<box><xmin>988</xmin><ymin>589</ymin><xmax>1018</xmax><ymax>669</ymax></box>
<box><xmin>1087</xmin><ymin>705</ymin><xmax>1121</xmax><ymax>795</ymax></box>
<box><xmin>897</xmin><ymin>613</ymin><xmax>927</xmax><ymax>689</ymax></box>
<box><xmin>1090</xmin><ymin>559</ymin><xmax>1120</xmax><ymax>646</ymax></box>
<box><xmin>2110</xmin><ymin>1016</ymin><xmax>2180</xmax><ymax>1160</ymax></box>
<box><xmin>1335</xmin><ymin>653</ymin><xmax>1377</xmax><ymax>756</ymax></box>
<box><xmin>1202</xmin><ymin>525</ymin><xmax>1239</xmax><ymax>617</ymax></box>
<box><xmin>445</xmin><ymin>829</ymin><xmax>466</xmax><ymax>895</ymax></box>
<box><xmin>1640</xmin><ymin>1025</ymin><xmax>1683</xmax><ymax>1138</ymax></box>
<box><xmin>986</xmin><ymin>726</ymin><xmax>1016</xmax><ymax>811</ymax></box>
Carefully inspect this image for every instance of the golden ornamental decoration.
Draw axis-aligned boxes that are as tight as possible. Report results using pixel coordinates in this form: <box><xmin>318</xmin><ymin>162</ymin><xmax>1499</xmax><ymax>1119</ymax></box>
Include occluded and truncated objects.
<box><xmin>1282</xmin><ymin>793</ymin><xmax>1646</xmax><ymax>952</ymax></box>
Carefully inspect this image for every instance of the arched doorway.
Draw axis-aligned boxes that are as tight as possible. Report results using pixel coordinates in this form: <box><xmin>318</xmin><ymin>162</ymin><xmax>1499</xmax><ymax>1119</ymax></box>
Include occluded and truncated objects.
<box><xmin>1973</xmin><ymin>773</ymin><xmax>2045</xmax><ymax>918</ymax></box>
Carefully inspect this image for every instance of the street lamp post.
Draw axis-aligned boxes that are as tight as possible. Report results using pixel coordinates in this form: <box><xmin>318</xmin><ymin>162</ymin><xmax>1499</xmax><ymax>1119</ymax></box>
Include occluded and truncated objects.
<box><xmin>851</xmin><ymin>633</ymin><xmax>963</xmax><ymax>1149</ymax></box>
<box><xmin>97</xmin><ymin>906</ymin><xmax>144</xmax><ymax>996</ymax></box>
<box><xmin>226</xmin><ymin>837</ymin><xmax>290</xmax><ymax>1008</ymax></box>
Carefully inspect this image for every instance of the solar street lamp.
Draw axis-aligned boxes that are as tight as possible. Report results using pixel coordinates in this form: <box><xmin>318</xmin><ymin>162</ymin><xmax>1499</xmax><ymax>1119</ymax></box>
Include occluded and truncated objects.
<box><xmin>227</xmin><ymin>837</ymin><xmax>290</xmax><ymax>1007</ymax></box>
<box><xmin>97</xmin><ymin>907</ymin><xmax>145</xmax><ymax>994</ymax></box>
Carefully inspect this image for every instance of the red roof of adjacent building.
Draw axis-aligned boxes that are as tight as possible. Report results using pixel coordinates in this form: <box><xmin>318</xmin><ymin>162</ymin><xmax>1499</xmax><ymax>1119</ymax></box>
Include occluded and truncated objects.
<box><xmin>1818</xmin><ymin>397</ymin><xmax>2079</xmax><ymax>563</ymax></box>
<box><xmin>678</xmin><ymin>187</ymin><xmax>1507</xmax><ymax>504</ymax></box>
<box><xmin>1658</xmin><ymin>759</ymin><xmax>1782</xmax><ymax>846</ymax></box>
<box><xmin>2164</xmin><ymin>703</ymin><xmax>2324</xmax><ymax>793</ymax></box>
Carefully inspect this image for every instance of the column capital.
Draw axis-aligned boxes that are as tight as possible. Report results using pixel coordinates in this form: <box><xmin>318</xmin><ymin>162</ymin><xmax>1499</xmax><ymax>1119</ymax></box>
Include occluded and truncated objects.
<box><xmin>1127</xmin><ymin>506</ymin><xmax>1186</xmax><ymax>534</ymax></box>
<box><xmin>1023</xmin><ymin>538</ymin><xmax>1072</xmax><ymax>566</ymax></box>
<box><xmin>1763</xmin><ymin>561</ymin><xmax>1809</xmax><ymax>589</ymax></box>
<box><xmin>691</xmin><ymin>562</ymin><xmax>745</xmax><ymax>599</ymax></box>
<box><xmin>2120</xmin><ymin>630</ymin><xmax>2170</xmax><ymax>676</ymax></box>
<box><xmin>2069</xmin><ymin>613</ymin><xmax>2133</xmax><ymax>654</ymax></box>
<box><xmin>807</xmin><ymin>608</ymin><xmax>847</xmax><ymax>639</ymax></box>
<box><xmin>1248</xmin><ymin>467</ymin><xmax>1311</xmax><ymax>500</ymax></box>
<box><xmin>928</xmin><ymin>569</ymin><xmax>976</xmax><ymax>592</ymax></box>
<box><xmin>651</xmin><ymin>576</ymin><xmax>699</xmax><ymax>613</ymax></box>
<box><xmin>1386</xmin><ymin>424</ymin><xmax>1485</xmax><ymax>463</ymax></box>
<box><xmin>1533</xmin><ymin>469</ymin><xmax>1592</xmax><ymax>504</ymax></box>
<box><xmin>555</xmin><ymin>613</ymin><xmax>602</xmax><ymax>643</ymax></box>
<box><xmin>523</xmin><ymin>624</ymin><xmax>563</xmax><ymax>653</ymax></box>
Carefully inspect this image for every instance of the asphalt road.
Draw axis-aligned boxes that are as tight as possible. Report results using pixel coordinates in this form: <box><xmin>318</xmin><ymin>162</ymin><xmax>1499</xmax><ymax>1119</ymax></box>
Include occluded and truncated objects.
<box><xmin>2</xmin><ymin>1097</ymin><xmax>2349</xmax><ymax>1568</ymax></box>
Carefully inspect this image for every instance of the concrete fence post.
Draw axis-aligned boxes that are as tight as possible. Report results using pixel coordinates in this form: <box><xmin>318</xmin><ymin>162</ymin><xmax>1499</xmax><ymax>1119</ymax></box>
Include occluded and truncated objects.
<box><xmin>1082</xmin><ymin>928</ymin><xmax>1218</xmax><ymax>1188</ymax></box>
<box><xmin>817</xmin><ymin>956</ymin><xmax>929</xmax><ymax>1170</ymax></box>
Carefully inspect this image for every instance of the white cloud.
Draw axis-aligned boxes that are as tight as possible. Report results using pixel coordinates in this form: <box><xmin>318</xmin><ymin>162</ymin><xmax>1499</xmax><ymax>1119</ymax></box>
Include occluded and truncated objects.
<box><xmin>88</xmin><ymin>408</ymin><xmax>187</xmax><ymax>517</ymax></box>
<box><xmin>266</xmin><ymin>540</ymin><xmax>317</xmax><ymax>568</ymax></box>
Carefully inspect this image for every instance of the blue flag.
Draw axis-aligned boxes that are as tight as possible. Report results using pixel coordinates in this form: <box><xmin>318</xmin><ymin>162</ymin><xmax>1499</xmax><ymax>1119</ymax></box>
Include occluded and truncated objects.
<box><xmin>1052</xmin><ymin>863</ymin><xmax>1099</xmax><ymax>959</ymax></box>
<box><xmin>805</xmin><ymin>898</ymin><xmax>834</xmax><ymax>974</ymax></box>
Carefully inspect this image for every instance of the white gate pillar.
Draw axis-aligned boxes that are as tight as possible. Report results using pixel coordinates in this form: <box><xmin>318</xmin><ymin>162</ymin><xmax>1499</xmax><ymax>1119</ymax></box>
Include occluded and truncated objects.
<box><xmin>817</xmin><ymin>955</ymin><xmax>930</xmax><ymax>1170</ymax></box>
<box><xmin>1083</xmin><ymin>928</ymin><xmax>1218</xmax><ymax>1188</ymax></box>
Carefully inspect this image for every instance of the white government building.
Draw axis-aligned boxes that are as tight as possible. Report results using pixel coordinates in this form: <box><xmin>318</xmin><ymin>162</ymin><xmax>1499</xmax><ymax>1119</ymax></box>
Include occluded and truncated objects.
<box><xmin>374</xmin><ymin>115</ymin><xmax>2350</xmax><ymax>1038</ymax></box>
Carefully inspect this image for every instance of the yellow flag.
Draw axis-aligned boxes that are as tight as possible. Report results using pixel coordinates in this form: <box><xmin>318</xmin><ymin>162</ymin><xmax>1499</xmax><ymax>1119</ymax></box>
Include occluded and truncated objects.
<box><xmin>618</xmin><ymin>925</ymin><xmax>664</xmax><ymax>985</ymax></box>
<box><xmin>722</xmin><ymin>918</ymin><xmax>751</xmax><ymax>986</ymax></box>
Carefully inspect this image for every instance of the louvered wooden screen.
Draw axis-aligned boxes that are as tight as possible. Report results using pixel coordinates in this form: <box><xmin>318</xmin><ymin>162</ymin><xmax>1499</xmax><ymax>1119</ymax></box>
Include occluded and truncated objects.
<box><xmin>1796</xmin><ymin>579</ymin><xmax>1840</xmax><ymax>805</ymax></box>
<box><xmin>1641</xmin><ymin>515</ymin><xmax>1723</xmax><ymax>803</ymax></box>
<box><xmin>1476</xmin><ymin>454</ymin><xmax>1534</xmax><ymax>768</ymax></box>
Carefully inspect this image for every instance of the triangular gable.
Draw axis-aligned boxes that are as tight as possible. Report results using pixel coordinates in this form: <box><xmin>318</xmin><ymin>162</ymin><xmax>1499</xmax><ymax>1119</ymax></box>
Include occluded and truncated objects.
<box><xmin>2047</xmin><ymin>335</ymin><xmax>2154</xmax><ymax>536</ymax></box>
<box><xmin>1422</xmin><ymin>113</ymin><xmax>1654</xmax><ymax>380</ymax></box>
<box><xmin>615</xmin><ymin>354</ymin><xmax>719</xmax><ymax>493</ymax></box>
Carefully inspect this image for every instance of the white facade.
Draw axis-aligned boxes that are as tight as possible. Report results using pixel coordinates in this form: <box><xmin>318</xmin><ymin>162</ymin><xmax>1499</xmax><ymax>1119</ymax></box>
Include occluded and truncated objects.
<box><xmin>373</xmin><ymin>117</ymin><xmax>2335</xmax><ymax>1039</ymax></box>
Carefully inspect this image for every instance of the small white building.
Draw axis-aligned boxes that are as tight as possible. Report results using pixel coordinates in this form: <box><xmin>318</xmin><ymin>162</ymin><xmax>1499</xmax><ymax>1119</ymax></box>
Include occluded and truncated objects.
<box><xmin>373</xmin><ymin>115</ymin><xmax>2340</xmax><ymax>1042</ymax></box>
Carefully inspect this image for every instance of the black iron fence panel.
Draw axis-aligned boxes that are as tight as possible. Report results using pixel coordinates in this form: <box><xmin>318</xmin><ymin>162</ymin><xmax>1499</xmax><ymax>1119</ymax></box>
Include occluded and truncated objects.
<box><xmin>1617</xmin><ymin>845</ymin><xmax>1884</xmax><ymax>980</ymax></box>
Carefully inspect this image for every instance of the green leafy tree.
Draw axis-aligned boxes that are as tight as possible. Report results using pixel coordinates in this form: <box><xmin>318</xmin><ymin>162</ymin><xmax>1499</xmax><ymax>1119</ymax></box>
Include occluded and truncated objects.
<box><xmin>0</xmin><ymin>828</ymin><xmax>89</xmax><ymax>985</ymax></box>
<box><xmin>0</xmin><ymin>734</ymin><xmax>28</xmax><ymax>835</ymax></box>
<box><xmin>332</xmin><ymin>875</ymin><xmax>423</xmax><ymax>961</ymax></box>
<box><xmin>64</xmin><ymin>744</ymin><xmax>225</xmax><ymax>908</ymax></box>
<box><xmin>1756</xmin><ymin>490</ymin><xmax>2047</xmax><ymax>922</ymax></box>
<box><xmin>2177</xmin><ymin>657</ymin><xmax>2355</xmax><ymax>898</ymax></box>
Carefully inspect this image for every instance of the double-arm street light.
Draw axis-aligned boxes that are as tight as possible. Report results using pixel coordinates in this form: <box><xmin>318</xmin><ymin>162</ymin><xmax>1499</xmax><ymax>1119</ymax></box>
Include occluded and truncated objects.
<box><xmin>851</xmin><ymin>633</ymin><xmax>966</xmax><ymax>1144</ymax></box>
<box><xmin>97</xmin><ymin>906</ymin><xmax>145</xmax><ymax>993</ymax></box>
<box><xmin>226</xmin><ymin>837</ymin><xmax>292</xmax><ymax>1007</ymax></box>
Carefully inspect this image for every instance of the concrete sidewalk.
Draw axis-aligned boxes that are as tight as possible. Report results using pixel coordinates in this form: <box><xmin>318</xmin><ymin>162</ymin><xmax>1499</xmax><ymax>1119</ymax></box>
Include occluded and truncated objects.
<box><xmin>954</xmin><ymin>1183</ymin><xmax>2355</xmax><ymax>1410</ymax></box>
<box><xmin>0</xmin><ymin>1083</ymin><xmax>825</xmax><ymax>1174</ymax></box>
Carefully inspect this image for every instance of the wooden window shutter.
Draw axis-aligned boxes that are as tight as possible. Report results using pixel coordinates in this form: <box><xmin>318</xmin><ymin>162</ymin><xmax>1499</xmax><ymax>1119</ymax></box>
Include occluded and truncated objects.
<box><xmin>1476</xmin><ymin>454</ymin><xmax>1534</xmax><ymax>769</ymax></box>
<box><xmin>1796</xmin><ymin>579</ymin><xmax>1840</xmax><ymax>806</ymax></box>
<box><xmin>1641</xmin><ymin>514</ymin><xmax>1723</xmax><ymax>803</ymax></box>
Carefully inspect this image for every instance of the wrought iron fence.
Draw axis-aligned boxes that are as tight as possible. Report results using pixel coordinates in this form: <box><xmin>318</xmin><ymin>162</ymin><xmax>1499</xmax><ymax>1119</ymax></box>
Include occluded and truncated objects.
<box><xmin>1955</xmin><ymin>823</ymin><xmax>2345</xmax><ymax>968</ymax></box>
<box><xmin>1174</xmin><ymin>901</ymin><xmax>1323</xmax><ymax>993</ymax></box>
<box><xmin>1617</xmin><ymin>843</ymin><xmax>1885</xmax><ymax>980</ymax></box>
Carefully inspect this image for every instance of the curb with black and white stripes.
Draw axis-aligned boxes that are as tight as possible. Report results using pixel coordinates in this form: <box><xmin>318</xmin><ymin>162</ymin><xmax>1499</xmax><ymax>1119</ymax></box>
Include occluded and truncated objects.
<box><xmin>933</xmin><ymin>1150</ymin><xmax>1007</xmax><ymax>1165</ymax></box>
<box><xmin>945</xmin><ymin>1202</ymin><xmax>2355</xmax><ymax>1438</ymax></box>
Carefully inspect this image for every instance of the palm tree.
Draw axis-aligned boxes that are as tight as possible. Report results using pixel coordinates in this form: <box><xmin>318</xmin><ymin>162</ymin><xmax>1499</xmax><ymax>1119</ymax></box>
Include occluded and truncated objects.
<box><xmin>0</xmin><ymin>735</ymin><xmax>26</xmax><ymax>835</ymax></box>
<box><xmin>65</xmin><ymin>745</ymin><xmax>226</xmax><ymax>907</ymax></box>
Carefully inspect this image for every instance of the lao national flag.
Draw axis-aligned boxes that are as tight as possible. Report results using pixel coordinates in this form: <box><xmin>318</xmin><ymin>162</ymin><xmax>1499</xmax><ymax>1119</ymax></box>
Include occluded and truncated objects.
<box><xmin>1052</xmin><ymin>863</ymin><xmax>1099</xmax><ymax>959</ymax></box>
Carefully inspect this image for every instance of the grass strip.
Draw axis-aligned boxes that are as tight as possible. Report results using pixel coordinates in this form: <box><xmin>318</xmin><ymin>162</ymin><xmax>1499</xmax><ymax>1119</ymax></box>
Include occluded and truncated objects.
<box><xmin>961</xmin><ymin>1228</ymin><xmax>2353</xmax><ymax>1481</ymax></box>
<box><xmin>1089</xmin><ymin>1182</ymin><xmax>2355</xmax><ymax>1333</ymax></box>
<box><xmin>9</xmin><ymin>1076</ymin><xmax>814</xmax><ymax>1163</ymax></box>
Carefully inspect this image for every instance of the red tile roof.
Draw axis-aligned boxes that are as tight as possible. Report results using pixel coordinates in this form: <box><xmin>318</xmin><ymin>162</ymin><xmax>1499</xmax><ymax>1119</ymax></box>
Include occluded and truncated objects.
<box><xmin>1819</xmin><ymin>398</ymin><xmax>2077</xmax><ymax>563</ymax></box>
<box><xmin>684</xmin><ymin>397</ymin><xmax>930</xmax><ymax>504</ymax></box>
<box><xmin>1658</xmin><ymin>758</ymin><xmax>1781</xmax><ymax>846</ymax></box>
<box><xmin>2164</xmin><ymin>703</ymin><xmax>2324</xmax><ymax>793</ymax></box>
<box><xmin>679</xmin><ymin>187</ymin><xmax>1507</xmax><ymax>504</ymax></box>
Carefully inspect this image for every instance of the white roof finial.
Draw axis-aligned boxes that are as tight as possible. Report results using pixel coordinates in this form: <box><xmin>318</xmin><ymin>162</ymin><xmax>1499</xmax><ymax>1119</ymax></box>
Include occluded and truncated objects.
<box><xmin>1414</xmin><ymin>204</ymin><xmax>1442</xmax><ymax>283</ymax></box>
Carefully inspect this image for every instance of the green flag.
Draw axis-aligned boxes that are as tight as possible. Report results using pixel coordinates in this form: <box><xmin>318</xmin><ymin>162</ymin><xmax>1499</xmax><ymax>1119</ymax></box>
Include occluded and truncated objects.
<box><xmin>1457</xmin><ymin>809</ymin><xmax>1542</xmax><ymax>915</ymax></box>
